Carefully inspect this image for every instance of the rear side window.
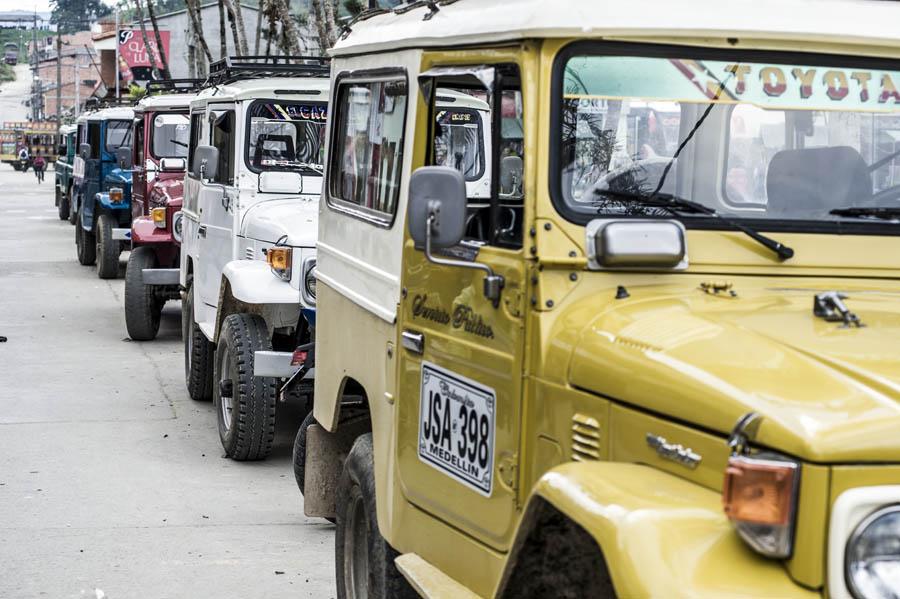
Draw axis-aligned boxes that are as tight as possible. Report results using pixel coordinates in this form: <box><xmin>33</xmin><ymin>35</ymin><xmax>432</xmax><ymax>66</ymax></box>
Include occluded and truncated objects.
<box><xmin>87</xmin><ymin>123</ymin><xmax>101</xmax><ymax>159</ymax></box>
<box><xmin>328</xmin><ymin>76</ymin><xmax>408</xmax><ymax>224</ymax></box>
<box><xmin>187</xmin><ymin>112</ymin><xmax>203</xmax><ymax>175</ymax></box>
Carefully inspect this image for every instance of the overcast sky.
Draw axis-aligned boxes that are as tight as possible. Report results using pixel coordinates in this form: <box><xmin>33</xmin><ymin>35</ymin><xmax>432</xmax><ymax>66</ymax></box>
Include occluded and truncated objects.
<box><xmin>0</xmin><ymin>0</ymin><xmax>117</xmax><ymax>14</ymax></box>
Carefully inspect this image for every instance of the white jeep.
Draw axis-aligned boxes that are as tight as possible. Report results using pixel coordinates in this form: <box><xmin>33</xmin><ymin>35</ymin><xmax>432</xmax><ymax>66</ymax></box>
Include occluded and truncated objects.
<box><xmin>180</xmin><ymin>57</ymin><xmax>329</xmax><ymax>461</ymax></box>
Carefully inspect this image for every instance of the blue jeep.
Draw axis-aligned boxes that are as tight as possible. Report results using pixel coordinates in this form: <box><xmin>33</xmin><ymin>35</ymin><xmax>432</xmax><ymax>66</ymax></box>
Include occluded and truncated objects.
<box><xmin>73</xmin><ymin>106</ymin><xmax>135</xmax><ymax>279</ymax></box>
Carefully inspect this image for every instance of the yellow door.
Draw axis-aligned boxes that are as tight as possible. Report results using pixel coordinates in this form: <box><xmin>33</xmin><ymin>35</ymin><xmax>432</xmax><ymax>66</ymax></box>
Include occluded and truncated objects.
<box><xmin>396</xmin><ymin>61</ymin><xmax>527</xmax><ymax>551</ymax></box>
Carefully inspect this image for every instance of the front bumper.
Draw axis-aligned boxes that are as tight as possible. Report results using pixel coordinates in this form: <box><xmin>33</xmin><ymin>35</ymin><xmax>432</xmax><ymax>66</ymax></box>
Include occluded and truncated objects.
<box><xmin>253</xmin><ymin>350</ymin><xmax>315</xmax><ymax>379</ymax></box>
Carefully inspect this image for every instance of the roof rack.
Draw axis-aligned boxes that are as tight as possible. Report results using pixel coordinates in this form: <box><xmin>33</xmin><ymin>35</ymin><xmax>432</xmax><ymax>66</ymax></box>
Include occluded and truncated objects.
<box><xmin>83</xmin><ymin>96</ymin><xmax>134</xmax><ymax>111</ymax></box>
<box><xmin>205</xmin><ymin>56</ymin><xmax>331</xmax><ymax>87</ymax></box>
<box><xmin>145</xmin><ymin>78</ymin><xmax>204</xmax><ymax>95</ymax></box>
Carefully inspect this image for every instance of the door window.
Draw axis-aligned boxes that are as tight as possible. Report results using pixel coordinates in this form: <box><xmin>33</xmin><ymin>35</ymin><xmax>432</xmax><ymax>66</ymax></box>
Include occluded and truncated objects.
<box><xmin>328</xmin><ymin>76</ymin><xmax>408</xmax><ymax>223</ymax></box>
<box><xmin>210</xmin><ymin>111</ymin><xmax>235</xmax><ymax>186</ymax></box>
<box><xmin>105</xmin><ymin>120</ymin><xmax>132</xmax><ymax>152</ymax></box>
<box><xmin>87</xmin><ymin>123</ymin><xmax>101</xmax><ymax>159</ymax></box>
<box><xmin>133</xmin><ymin>120</ymin><xmax>145</xmax><ymax>165</ymax></box>
<box><xmin>152</xmin><ymin>113</ymin><xmax>190</xmax><ymax>159</ymax></box>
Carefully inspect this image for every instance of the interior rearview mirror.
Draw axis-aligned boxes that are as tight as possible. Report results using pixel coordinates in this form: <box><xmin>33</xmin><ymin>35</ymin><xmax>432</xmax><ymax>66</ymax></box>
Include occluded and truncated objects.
<box><xmin>192</xmin><ymin>145</ymin><xmax>219</xmax><ymax>181</ymax></box>
<box><xmin>79</xmin><ymin>143</ymin><xmax>91</xmax><ymax>160</ymax></box>
<box><xmin>116</xmin><ymin>147</ymin><xmax>133</xmax><ymax>170</ymax></box>
<box><xmin>407</xmin><ymin>166</ymin><xmax>466</xmax><ymax>249</ymax></box>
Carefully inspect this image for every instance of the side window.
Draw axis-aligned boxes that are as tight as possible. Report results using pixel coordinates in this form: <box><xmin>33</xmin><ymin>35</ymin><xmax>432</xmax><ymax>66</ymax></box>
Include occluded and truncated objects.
<box><xmin>427</xmin><ymin>66</ymin><xmax>524</xmax><ymax>248</ymax></box>
<box><xmin>328</xmin><ymin>76</ymin><xmax>408</xmax><ymax>223</ymax></box>
<box><xmin>133</xmin><ymin>120</ymin><xmax>145</xmax><ymax>165</ymax></box>
<box><xmin>187</xmin><ymin>112</ymin><xmax>203</xmax><ymax>175</ymax></box>
<box><xmin>210</xmin><ymin>111</ymin><xmax>235</xmax><ymax>186</ymax></box>
<box><xmin>87</xmin><ymin>123</ymin><xmax>101</xmax><ymax>159</ymax></box>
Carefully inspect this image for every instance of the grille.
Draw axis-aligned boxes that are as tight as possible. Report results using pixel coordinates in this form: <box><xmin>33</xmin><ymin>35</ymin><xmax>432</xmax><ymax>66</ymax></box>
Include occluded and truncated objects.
<box><xmin>572</xmin><ymin>413</ymin><xmax>601</xmax><ymax>462</ymax></box>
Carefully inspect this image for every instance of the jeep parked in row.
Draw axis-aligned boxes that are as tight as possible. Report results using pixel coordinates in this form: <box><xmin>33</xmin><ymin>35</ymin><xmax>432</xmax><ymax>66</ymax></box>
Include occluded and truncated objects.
<box><xmin>54</xmin><ymin>124</ymin><xmax>76</xmax><ymax>222</ymax></box>
<box><xmin>123</xmin><ymin>80</ymin><xmax>200</xmax><ymax>341</ymax></box>
<box><xmin>72</xmin><ymin>106</ymin><xmax>135</xmax><ymax>279</ymax></box>
<box><xmin>180</xmin><ymin>57</ymin><xmax>329</xmax><ymax>461</ymax></box>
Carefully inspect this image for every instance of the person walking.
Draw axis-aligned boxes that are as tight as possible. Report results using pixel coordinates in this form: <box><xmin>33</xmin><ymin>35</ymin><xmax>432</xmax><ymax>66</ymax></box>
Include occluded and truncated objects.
<box><xmin>32</xmin><ymin>151</ymin><xmax>45</xmax><ymax>183</ymax></box>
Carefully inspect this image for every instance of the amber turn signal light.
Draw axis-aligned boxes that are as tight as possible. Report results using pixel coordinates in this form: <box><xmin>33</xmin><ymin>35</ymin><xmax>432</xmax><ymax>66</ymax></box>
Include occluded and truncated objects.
<box><xmin>723</xmin><ymin>455</ymin><xmax>797</xmax><ymax>525</ymax></box>
<box><xmin>266</xmin><ymin>247</ymin><xmax>292</xmax><ymax>270</ymax></box>
<box><xmin>109</xmin><ymin>187</ymin><xmax>124</xmax><ymax>203</ymax></box>
<box><xmin>151</xmin><ymin>207</ymin><xmax>166</xmax><ymax>228</ymax></box>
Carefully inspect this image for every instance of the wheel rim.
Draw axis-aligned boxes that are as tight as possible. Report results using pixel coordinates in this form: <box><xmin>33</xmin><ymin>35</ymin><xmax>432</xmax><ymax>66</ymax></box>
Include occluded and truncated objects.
<box><xmin>343</xmin><ymin>488</ymin><xmax>369</xmax><ymax>599</ymax></box>
<box><xmin>218</xmin><ymin>349</ymin><xmax>235</xmax><ymax>432</ymax></box>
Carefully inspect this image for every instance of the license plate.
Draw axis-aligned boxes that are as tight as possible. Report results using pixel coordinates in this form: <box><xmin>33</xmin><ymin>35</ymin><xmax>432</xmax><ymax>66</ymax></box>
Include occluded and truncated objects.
<box><xmin>418</xmin><ymin>361</ymin><xmax>495</xmax><ymax>497</ymax></box>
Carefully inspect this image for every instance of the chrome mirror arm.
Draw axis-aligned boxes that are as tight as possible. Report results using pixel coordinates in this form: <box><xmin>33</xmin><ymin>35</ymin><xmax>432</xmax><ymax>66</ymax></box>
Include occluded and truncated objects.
<box><xmin>424</xmin><ymin>212</ymin><xmax>504</xmax><ymax>306</ymax></box>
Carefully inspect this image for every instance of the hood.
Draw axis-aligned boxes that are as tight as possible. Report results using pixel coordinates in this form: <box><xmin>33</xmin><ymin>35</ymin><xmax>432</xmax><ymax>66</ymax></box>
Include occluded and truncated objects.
<box><xmin>564</xmin><ymin>278</ymin><xmax>900</xmax><ymax>462</ymax></box>
<box><xmin>106</xmin><ymin>167</ymin><xmax>133</xmax><ymax>186</ymax></box>
<box><xmin>149</xmin><ymin>176</ymin><xmax>184</xmax><ymax>208</ymax></box>
<box><xmin>240</xmin><ymin>197</ymin><xmax>318</xmax><ymax>247</ymax></box>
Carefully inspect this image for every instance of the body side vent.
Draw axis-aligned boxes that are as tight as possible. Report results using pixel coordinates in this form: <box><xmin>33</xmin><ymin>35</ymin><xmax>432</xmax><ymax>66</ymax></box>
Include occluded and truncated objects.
<box><xmin>572</xmin><ymin>413</ymin><xmax>601</xmax><ymax>462</ymax></box>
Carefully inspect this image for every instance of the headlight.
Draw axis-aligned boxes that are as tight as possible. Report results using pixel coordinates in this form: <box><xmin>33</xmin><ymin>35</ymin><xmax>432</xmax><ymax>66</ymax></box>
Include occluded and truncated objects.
<box><xmin>846</xmin><ymin>506</ymin><xmax>900</xmax><ymax>599</ymax></box>
<box><xmin>109</xmin><ymin>187</ymin><xmax>124</xmax><ymax>203</ymax></box>
<box><xmin>266</xmin><ymin>247</ymin><xmax>292</xmax><ymax>281</ymax></box>
<box><xmin>151</xmin><ymin>207</ymin><xmax>167</xmax><ymax>228</ymax></box>
<box><xmin>722</xmin><ymin>453</ymin><xmax>800</xmax><ymax>558</ymax></box>
<box><xmin>303</xmin><ymin>260</ymin><xmax>317</xmax><ymax>304</ymax></box>
<box><xmin>172</xmin><ymin>211</ymin><xmax>183</xmax><ymax>243</ymax></box>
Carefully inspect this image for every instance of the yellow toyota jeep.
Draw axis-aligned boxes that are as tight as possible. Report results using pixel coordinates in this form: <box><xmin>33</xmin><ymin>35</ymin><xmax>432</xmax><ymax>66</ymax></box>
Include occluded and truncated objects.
<box><xmin>306</xmin><ymin>1</ymin><xmax>900</xmax><ymax>597</ymax></box>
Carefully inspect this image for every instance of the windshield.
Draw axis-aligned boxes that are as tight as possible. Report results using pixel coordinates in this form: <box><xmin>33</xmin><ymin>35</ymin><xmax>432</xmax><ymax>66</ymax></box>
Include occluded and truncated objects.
<box><xmin>246</xmin><ymin>100</ymin><xmax>327</xmax><ymax>174</ymax></box>
<box><xmin>434</xmin><ymin>103</ymin><xmax>486</xmax><ymax>182</ymax></box>
<box><xmin>151</xmin><ymin>113</ymin><xmax>190</xmax><ymax>159</ymax></box>
<box><xmin>557</xmin><ymin>49</ymin><xmax>900</xmax><ymax>230</ymax></box>
<box><xmin>105</xmin><ymin>120</ymin><xmax>133</xmax><ymax>152</ymax></box>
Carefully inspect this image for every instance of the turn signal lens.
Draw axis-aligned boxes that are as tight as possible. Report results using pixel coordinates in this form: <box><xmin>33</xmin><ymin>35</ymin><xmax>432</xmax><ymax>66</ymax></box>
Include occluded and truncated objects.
<box><xmin>723</xmin><ymin>454</ymin><xmax>799</xmax><ymax>558</ymax></box>
<box><xmin>266</xmin><ymin>247</ymin><xmax>292</xmax><ymax>281</ymax></box>
<box><xmin>109</xmin><ymin>187</ymin><xmax>124</xmax><ymax>203</ymax></box>
<box><xmin>151</xmin><ymin>207</ymin><xmax>166</xmax><ymax>228</ymax></box>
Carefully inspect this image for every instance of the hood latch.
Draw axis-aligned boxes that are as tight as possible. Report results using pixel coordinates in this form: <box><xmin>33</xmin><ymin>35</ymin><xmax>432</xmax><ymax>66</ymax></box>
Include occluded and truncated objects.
<box><xmin>814</xmin><ymin>291</ymin><xmax>864</xmax><ymax>328</ymax></box>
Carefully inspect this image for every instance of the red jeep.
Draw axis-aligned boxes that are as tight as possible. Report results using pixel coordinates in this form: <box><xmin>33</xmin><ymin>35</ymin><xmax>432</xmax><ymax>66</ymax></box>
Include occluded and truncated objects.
<box><xmin>124</xmin><ymin>81</ymin><xmax>199</xmax><ymax>341</ymax></box>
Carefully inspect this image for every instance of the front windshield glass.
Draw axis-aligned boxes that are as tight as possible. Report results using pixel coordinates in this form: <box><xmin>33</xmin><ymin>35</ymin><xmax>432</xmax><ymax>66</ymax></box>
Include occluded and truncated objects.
<box><xmin>105</xmin><ymin>120</ymin><xmax>133</xmax><ymax>152</ymax></box>
<box><xmin>151</xmin><ymin>113</ymin><xmax>190</xmax><ymax>158</ymax></box>
<box><xmin>434</xmin><ymin>98</ymin><xmax>486</xmax><ymax>182</ymax></box>
<box><xmin>246</xmin><ymin>100</ymin><xmax>327</xmax><ymax>175</ymax></box>
<box><xmin>558</xmin><ymin>50</ymin><xmax>900</xmax><ymax>228</ymax></box>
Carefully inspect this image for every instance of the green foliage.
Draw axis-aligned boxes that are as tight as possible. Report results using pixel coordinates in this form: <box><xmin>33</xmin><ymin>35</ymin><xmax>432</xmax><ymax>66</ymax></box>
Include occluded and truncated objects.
<box><xmin>50</xmin><ymin>0</ymin><xmax>112</xmax><ymax>33</ymax></box>
<box><xmin>0</xmin><ymin>63</ymin><xmax>14</xmax><ymax>83</ymax></box>
<box><xmin>127</xmin><ymin>82</ymin><xmax>146</xmax><ymax>101</ymax></box>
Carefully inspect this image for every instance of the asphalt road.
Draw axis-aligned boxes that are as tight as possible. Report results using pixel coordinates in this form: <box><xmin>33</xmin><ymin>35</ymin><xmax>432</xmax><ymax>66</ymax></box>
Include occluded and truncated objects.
<box><xmin>0</xmin><ymin>63</ymin><xmax>32</xmax><ymax>122</ymax></box>
<box><xmin>0</xmin><ymin>168</ymin><xmax>333</xmax><ymax>596</ymax></box>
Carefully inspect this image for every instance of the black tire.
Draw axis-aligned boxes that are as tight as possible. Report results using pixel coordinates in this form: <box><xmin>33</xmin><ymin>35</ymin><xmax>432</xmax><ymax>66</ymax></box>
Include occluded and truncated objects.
<box><xmin>214</xmin><ymin>313</ymin><xmax>276</xmax><ymax>461</ymax></box>
<box><xmin>183</xmin><ymin>280</ymin><xmax>213</xmax><ymax>401</ymax></box>
<box><xmin>68</xmin><ymin>190</ymin><xmax>77</xmax><ymax>224</ymax></box>
<box><xmin>75</xmin><ymin>212</ymin><xmax>96</xmax><ymax>266</ymax></box>
<box><xmin>56</xmin><ymin>185</ymin><xmax>69</xmax><ymax>220</ymax></box>
<box><xmin>336</xmin><ymin>434</ymin><xmax>417</xmax><ymax>599</ymax></box>
<box><xmin>293</xmin><ymin>410</ymin><xmax>316</xmax><ymax>496</ymax></box>
<box><xmin>96</xmin><ymin>214</ymin><xmax>120</xmax><ymax>279</ymax></box>
<box><xmin>124</xmin><ymin>246</ymin><xmax>162</xmax><ymax>341</ymax></box>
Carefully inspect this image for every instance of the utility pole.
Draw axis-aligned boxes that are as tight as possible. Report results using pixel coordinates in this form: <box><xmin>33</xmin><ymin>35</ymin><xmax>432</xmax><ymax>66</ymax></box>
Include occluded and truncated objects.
<box><xmin>74</xmin><ymin>61</ymin><xmax>80</xmax><ymax>118</ymax></box>
<box><xmin>32</xmin><ymin>12</ymin><xmax>39</xmax><ymax>122</ymax></box>
<box><xmin>56</xmin><ymin>33</ymin><xmax>62</xmax><ymax>125</ymax></box>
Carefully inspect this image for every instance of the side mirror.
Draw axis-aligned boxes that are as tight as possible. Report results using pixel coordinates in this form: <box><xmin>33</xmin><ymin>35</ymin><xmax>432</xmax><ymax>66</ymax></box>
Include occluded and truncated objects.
<box><xmin>407</xmin><ymin>166</ymin><xmax>504</xmax><ymax>305</ymax></box>
<box><xmin>79</xmin><ymin>143</ymin><xmax>91</xmax><ymax>160</ymax></box>
<box><xmin>116</xmin><ymin>147</ymin><xmax>133</xmax><ymax>170</ymax></box>
<box><xmin>500</xmin><ymin>155</ymin><xmax>523</xmax><ymax>196</ymax></box>
<box><xmin>192</xmin><ymin>145</ymin><xmax>219</xmax><ymax>180</ymax></box>
<box><xmin>408</xmin><ymin>166</ymin><xmax>466</xmax><ymax>249</ymax></box>
<box><xmin>160</xmin><ymin>157</ymin><xmax>186</xmax><ymax>172</ymax></box>
<box><xmin>587</xmin><ymin>219</ymin><xmax>688</xmax><ymax>270</ymax></box>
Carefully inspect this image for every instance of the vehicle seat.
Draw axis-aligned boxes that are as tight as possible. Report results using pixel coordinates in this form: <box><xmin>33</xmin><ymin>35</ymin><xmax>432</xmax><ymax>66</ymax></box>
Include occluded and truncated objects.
<box><xmin>766</xmin><ymin>146</ymin><xmax>871</xmax><ymax>216</ymax></box>
<box><xmin>253</xmin><ymin>135</ymin><xmax>295</xmax><ymax>166</ymax></box>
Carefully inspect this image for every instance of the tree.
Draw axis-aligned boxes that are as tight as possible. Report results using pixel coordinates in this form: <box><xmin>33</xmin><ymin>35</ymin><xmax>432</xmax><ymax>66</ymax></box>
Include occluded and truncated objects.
<box><xmin>184</xmin><ymin>0</ymin><xmax>213</xmax><ymax>66</ymax></box>
<box><xmin>132</xmin><ymin>0</ymin><xmax>161</xmax><ymax>79</ymax></box>
<box><xmin>217</xmin><ymin>0</ymin><xmax>227</xmax><ymax>59</ymax></box>
<box><xmin>145</xmin><ymin>0</ymin><xmax>171</xmax><ymax>79</ymax></box>
<box><xmin>50</xmin><ymin>0</ymin><xmax>111</xmax><ymax>33</ymax></box>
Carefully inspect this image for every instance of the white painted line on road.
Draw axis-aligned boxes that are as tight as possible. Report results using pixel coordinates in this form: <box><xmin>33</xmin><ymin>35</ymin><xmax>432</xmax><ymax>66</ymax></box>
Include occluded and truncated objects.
<box><xmin>5</xmin><ymin>209</ymin><xmax>25</xmax><ymax>213</ymax></box>
<box><xmin>26</xmin><ymin>216</ymin><xmax>55</xmax><ymax>220</ymax></box>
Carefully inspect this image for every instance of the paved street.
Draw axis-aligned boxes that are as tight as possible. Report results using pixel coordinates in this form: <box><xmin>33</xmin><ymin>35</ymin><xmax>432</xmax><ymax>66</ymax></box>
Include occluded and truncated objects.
<box><xmin>0</xmin><ymin>167</ymin><xmax>333</xmax><ymax>597</ymax></box>
<box><xmin>0</xmin><ymin>64</ymin><xmax>32</xmax><ymax>122</ymax></box>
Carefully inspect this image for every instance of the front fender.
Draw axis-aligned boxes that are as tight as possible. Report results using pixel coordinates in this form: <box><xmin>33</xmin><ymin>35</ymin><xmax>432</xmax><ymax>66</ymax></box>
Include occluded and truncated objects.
<box><xmin>519</xmin><ymin>462</ymin><xmax>816</xmax><ymax>599</ymax></box>
<box><xmin>131</xmin><ymin>215</ymin><xmax>173</xmax><ymax>245</ymax></box>
<box><xmin>96</xmin><ymin>192</ymin><xmax>130</xmax><ymax>212</ymax></box>
<box><xmin>222</xmin><ymin>260</ymin><xmax>299</xmax><ymax>306</ymax></box>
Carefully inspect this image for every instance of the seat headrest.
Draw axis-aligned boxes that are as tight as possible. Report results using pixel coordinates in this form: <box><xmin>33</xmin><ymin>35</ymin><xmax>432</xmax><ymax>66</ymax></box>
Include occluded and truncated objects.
<box><xmin>766</xmin><ymin>146</ymin><xmax>871</xmax><ymax>216</ymax></box>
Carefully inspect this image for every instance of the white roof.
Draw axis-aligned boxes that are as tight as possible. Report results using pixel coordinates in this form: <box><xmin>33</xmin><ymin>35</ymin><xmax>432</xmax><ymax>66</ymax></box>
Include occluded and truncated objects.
<box><xmin>437</xmin><ymin>88</ymin><xmax>489</xmax><ymax>112</ymax></box>
<box><xmin>59</xmin><ymin>124</ymin><xmax>76</xmax><ymax>134</ymax></box>
<box><xmin>333</xmin><ymin>0</ymin><xmax>900</xmax><ymax>56</ymax></box>
<box><xmin>191</xmin><ymin>77</ymin><xmax>330</xmax><ymax>108</ymax></box>
<box><xmin>136</xmin><ymin>93</ymin><xmax>197</xmax><ymax>113</ymax></box>
<box><xmin>77</xmin><ymin>106</ymin><xmax>135</xmax><ymax>122</ymax></box>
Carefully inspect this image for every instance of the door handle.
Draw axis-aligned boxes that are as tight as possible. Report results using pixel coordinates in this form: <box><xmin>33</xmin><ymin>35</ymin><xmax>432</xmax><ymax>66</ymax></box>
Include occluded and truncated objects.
<box><xmin>198</xmin><ymin>225</ymin><xmax>207</xmax><ymax>238</ymax></box>
<box><xmin>401</xmin><ymin>330</ymin><xmax>424</xmax><ymax>355</ymax></box>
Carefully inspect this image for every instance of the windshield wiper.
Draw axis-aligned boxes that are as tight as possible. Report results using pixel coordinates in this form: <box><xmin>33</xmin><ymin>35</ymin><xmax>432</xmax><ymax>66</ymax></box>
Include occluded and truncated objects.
<box><xmin>169</xmin><ymin>139</ymin><xmax>188</xmax><ymax>148</ymax></box>
<box><xmin>830</xmin><ymin>206</ymin><xmax>900</xmax><ymax>220</ymax></box>
<box><xmin>594</xmin><ymin>189</ymin><xmax>795</xmax><ymax>261</ymax></box>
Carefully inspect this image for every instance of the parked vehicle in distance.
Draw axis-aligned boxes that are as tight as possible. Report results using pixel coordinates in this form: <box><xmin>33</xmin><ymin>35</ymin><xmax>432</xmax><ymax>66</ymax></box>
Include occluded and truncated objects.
<box><xmin>0</xmin><ymin>121</ymin><xmax>58</xmax><ymax>171</ymax></box>
<box><xmin>4</xmin><ymin>42</ymin><xmax>17</xmax><ymax>65</ymax></box>
<box><xmin>181</xmin><ymin>56</ymin><xmax>329</xmax><ymax>461</ymax></box>
<box><xmin>123</xmin><ymin>80</ymin><xmax>200</xmax><ymax>341</ymax></box>
<box><xmin>72</xmin><ymin>106</ymin><xmax>134</xmax><ymax>279</ymax></box>
<box><xmin>54</xmin><ymin>124</ymin><xmax>77</xmax><ymax>221</ymax></box>
<box><xmin>305</xmin><ymin>3</ymin><xmax>900</xmax><ymax>598</ymax></box>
